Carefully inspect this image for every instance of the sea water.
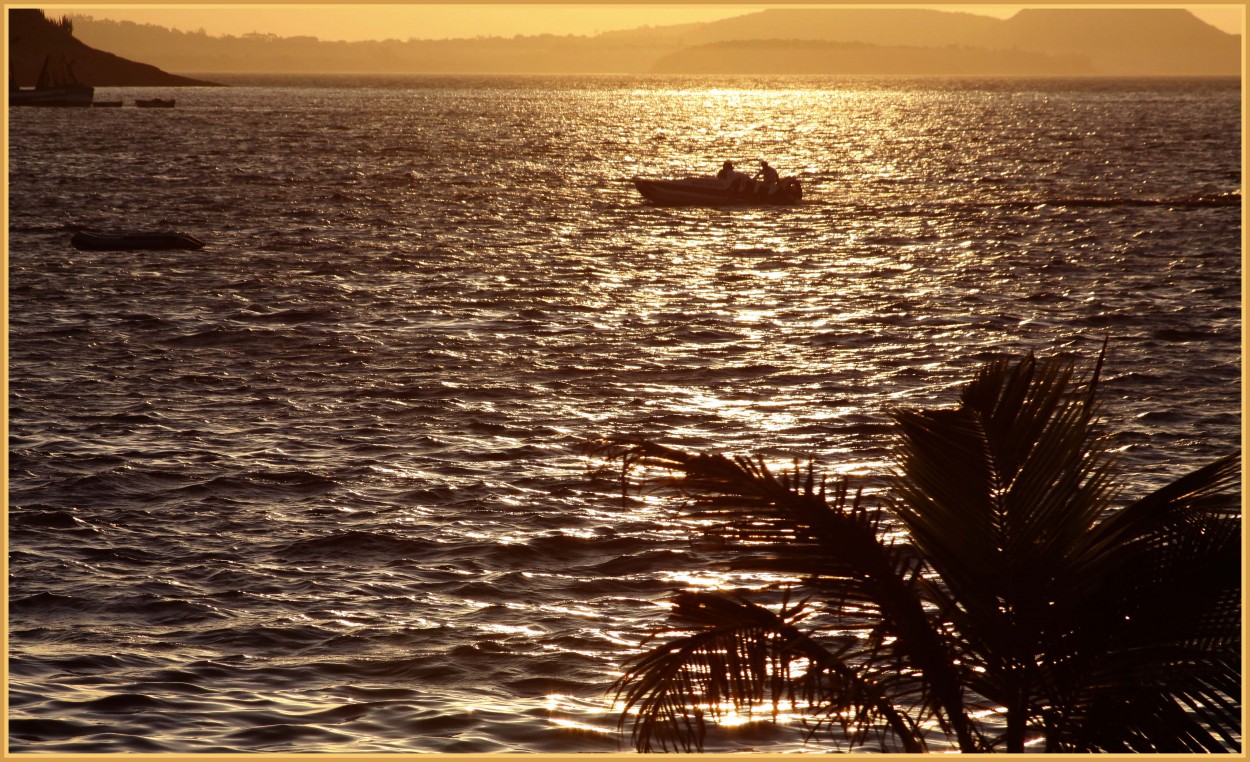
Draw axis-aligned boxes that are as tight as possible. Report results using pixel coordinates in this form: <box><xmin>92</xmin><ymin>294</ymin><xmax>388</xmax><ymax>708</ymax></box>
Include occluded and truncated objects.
<box><xmin>7</xmin><ymin>74</ymin><xmax>1241</xmax><ymax>753</ymax></box>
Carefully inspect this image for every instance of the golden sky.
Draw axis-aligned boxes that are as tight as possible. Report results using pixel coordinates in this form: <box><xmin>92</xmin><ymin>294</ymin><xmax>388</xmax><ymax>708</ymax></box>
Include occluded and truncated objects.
<box><xmin>63</xmin><ymin>4</ymin><xmax>1245</xmax><ymax>42</ymax></box>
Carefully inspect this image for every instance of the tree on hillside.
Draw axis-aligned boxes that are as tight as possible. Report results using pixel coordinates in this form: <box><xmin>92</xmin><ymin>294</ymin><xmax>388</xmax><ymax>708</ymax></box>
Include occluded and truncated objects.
<box><xmin>596</xmin><ymin>347</ymin><xmax>1240</xmax><ymax>753</ymax></box>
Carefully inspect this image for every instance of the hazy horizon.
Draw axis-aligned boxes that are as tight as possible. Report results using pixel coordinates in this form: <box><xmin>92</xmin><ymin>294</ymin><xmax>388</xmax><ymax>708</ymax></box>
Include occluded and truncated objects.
<box><xmin>63</xmin><ymin>3</ymin><xmax>1244</xmax><ymax>42</ymax></box>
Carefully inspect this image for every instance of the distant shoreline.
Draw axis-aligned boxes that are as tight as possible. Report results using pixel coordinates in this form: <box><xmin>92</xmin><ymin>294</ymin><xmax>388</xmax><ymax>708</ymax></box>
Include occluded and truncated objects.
<box><xmin>68</xmin><ymin>8</ymin><xmax>1242</xmax><ymax>79</ymax></box>
<box><xmin>136</xmin><ymin>72</ymin><xmax>1245</xmax><ymax>86</ymax></box>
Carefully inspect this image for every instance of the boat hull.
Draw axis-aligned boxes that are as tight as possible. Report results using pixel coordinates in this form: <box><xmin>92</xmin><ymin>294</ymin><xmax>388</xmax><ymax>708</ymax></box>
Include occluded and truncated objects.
<box><xmin>9</xmin><ymin>85</ymin><xmax>94</xmax><ymax>107</ymax></box>
<box><xmin>71</xmin><ymin>231</ymin><xmax>206</xmax><ymax>251</ymax></box>
<box><xmin>633</xmin><ymin>175</ymin><xmax>802</xmax><ymax>206</ymax></box>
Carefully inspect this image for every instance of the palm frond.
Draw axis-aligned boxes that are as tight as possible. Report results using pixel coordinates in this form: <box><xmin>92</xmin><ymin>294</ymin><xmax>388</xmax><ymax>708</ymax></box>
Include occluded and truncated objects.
<box><xmin>592</xmin><ymin>345</ymin><xmax>1240</xmax><ymax>754</ymax></box>
<box><xmin>1039</xmin><ymin>455</ymin><xmax>1241</xmax><ymax>752</ymax></box>
<box><xmin>890</xmin><ymin>351</ymin><xmax>1116</xmax><ymax>597</ymax></box>
<box><xmin>613</xmin><ymin>591</ymin><xmax>927</xmax><ymax>752</ymax></box>
<box><xmin>599</xmin><ymin>438</ymin><xmax>982</xmax><ymax>751</ymax></box>
<box><xmin>1048</xmin><ymin>652</ymin><xmax>1242</xmax><ymax>753</ymax></box>
<box><xmin>888</xmin><ymin>352</ymin><xmax>1120</xmax><ymax>720</ymax></box>
<box><xmin>1079</xmin><ymin>451</ymin><xmax>1240</xmax><ymax>560</ymax></box>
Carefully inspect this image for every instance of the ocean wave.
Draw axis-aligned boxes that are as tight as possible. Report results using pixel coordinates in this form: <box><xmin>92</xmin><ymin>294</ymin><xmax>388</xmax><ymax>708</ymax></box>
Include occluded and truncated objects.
<box><xmin>11</xmin><ymin>509</ymin><xmax>93</xmax><ymax>530</ymax></box>
<box><xmin>274</xmin><ymin>531</ymin><xmax>442</xmax><ymax>561</ymax></box>
<box><xmin>56</xmin><ymin>693</ymin><xmax>182</xmax><ymax>714</ymax></box>
<box><xmin>232</xmin><ymin>306</ymin><xmax>342</xmax><ymax>324</ymax></box>
<box><xmin>183</xmin><ymin>624</ymin><xmax>334</xmax><ymax>651</ymax></box>
<box><xmin>161</xmin><ymin>327</ymin><xmax>279</xmax><ymax>348</ymax></box>
<box><xmin>221</xmin><ymin>723</ymin><xmax>356</xmax><ymax>747</ymax></box>
<box><xmin>9</xmin><ymin>718</ymin><xmax>98</xmax><ymax>742</ymax></box>
<box><xmin>10</xmin><ymin>592</ymin><xmax>91</xmax><ymax>615</ymax></box>
<box><xmin>965</xmin><ymin>191</ymin><xmax>1241</xmax><ymax>210</ymax></box>
<box><xmin>175</xmin><ymin>470</ymin><xmax>342</xmax><ymax>499</ymax></box>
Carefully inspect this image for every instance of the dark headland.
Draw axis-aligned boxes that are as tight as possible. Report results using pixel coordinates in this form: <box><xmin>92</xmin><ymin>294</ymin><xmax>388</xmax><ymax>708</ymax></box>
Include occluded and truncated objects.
<box><xmin>9</xmin><ymin>9</ymin><xmax>220</xmax><ymax>86</ymax></box>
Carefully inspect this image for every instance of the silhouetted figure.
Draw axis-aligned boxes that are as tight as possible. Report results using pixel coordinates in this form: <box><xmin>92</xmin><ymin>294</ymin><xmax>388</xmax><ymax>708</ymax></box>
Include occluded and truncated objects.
<box><xmin>717</xmin><ymin>160</ymin><xmax>751</xmax><ymax>191</ymax></box>
<box><xmin>756</xmin><ymin>160</ymin><xmax>779</xmax><ymax>185</ymax></box>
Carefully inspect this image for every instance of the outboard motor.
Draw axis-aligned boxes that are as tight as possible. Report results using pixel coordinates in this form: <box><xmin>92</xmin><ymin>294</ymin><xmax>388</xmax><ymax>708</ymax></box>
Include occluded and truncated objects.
<box><xmin>779</xmin><ymin>178</ymin><xmax>802</xmax><ymax>203</ymax></box>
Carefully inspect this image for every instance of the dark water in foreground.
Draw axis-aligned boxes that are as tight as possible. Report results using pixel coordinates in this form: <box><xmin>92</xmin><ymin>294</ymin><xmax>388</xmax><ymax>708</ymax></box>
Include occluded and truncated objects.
<box><xmin>7</xmin><ymin>75</ymin><xmax>1241</xmax><ymax>753</ymax></box>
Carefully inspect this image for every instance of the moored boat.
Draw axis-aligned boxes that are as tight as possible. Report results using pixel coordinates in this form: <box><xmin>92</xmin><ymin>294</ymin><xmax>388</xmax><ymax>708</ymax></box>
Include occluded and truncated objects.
<box><xmin>633</xmin><ymin>174</ymin><xmax>802</xmax><ymax>206</ymax></box>
<box><xmin>135</xmin><ymin>98</ymin><xmax>176</xmax><ymax>108</ymax></box>
<box><xmin>9</xmin><ymin>54</ymin><xmax>94</xmax><ymax>107</ymax></box>
<box><xmin>71</xmin><ymin>231</ymin><xmax>206</xmax><ymax>251</ymax></box>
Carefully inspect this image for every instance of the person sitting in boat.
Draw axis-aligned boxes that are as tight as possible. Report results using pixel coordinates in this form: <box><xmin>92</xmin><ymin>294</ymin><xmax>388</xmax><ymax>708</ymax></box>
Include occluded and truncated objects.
<box><xmin>717</xmin><ymin>160</ymin><xmax>750</xmax><ymax>190</ymax></box>
<box><xmin>756</xmin><ymin>160</ymin><xmax>780</xmax><ymax>185</ymax></box>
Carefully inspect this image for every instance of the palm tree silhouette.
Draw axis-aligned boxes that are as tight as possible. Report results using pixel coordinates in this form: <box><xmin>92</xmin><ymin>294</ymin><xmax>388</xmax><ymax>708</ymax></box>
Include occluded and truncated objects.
<box><xmin>598</xmin><ymin>346</ymin><xmax>1240</xmax><ymax>753</ymax></box>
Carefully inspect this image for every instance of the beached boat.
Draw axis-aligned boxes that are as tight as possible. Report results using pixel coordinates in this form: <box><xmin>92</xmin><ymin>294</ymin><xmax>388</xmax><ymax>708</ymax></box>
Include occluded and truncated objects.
<box><xmin>135</xmin><ymin>98</ymin><xmax>176</xmax><ymax>108</ymax></box>
<box><xmin>71</xmin><ymin>231</ymin><xmax>206</xmax><ymax>251</ymax></box>
<box><xmin>9</xmin><ymin>54</ymin><xmax>94</xmax><ymax>107</ymax></box>
<box><xmin>633</xmin><ymin>175</ymin><xmax>802</xmax><ymax>206</ymax></box>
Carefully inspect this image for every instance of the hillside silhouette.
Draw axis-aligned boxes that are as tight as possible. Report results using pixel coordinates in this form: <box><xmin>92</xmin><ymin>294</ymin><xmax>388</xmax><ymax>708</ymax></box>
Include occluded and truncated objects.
<box><xmin>9</xmin><ymin>9</ymin><xmax>218</xmax><ymax>86</ymax></box>
<box><xmin>680</xmin><ymin>8</ymin><xmax>1004</xmax><ymax>48</ymax></box>
<box><xmin>654</xmin><ymin>8</ymin><xmax>1237</xmax><ymax>75</ymax></box>
<box><xmin>652</xmin><ymin>40</ymin><xmax>1093</xmax><ymax>77</ymax></box>
<box><xmin>989</xmin><ymin>9</ymin><xmax>1241</xmax><ymax>75</ymax></box>
<box><xmin>66</xmin><ymin>7</ymin><xmax>1240</xmax><ymax>77</ymax></box>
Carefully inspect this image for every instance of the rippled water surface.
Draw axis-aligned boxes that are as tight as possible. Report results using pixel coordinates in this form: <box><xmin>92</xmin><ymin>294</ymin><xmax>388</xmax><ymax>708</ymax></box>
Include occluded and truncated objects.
<box><xmin>8</xmin><ymin>75</ymin><xmax>1241</xmax><ymax>753</ymax></box>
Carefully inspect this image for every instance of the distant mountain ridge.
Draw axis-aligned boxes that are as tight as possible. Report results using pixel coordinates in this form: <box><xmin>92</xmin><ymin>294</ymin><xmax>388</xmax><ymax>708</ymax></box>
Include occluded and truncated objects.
<box><xmin>653</xmin><ymin>39</ymin><xmax>1095</xmax><ymax>77</ymax></box>
<box><xmin>8</xmin><ymin>9</ymin><xmax>219</xmax><ymax>86</ymax></box>
<box><xmin>680</xmin><ymin>8</ymin><xmax>1005</xmax><ymax>48</ymax></box>
<box><xmin>661</xmin><ymin>8</ymin><xmax>1238</xmax><ymax>76</ymax></box>
<box><xmin>991</xmin><ymin>9</ymin><xmax>1241</xmax><ymax>75</ymax></box>
<box><xmin>64</xmin><ymin>7</ymin><xmax>1241</xmax><ymax>77</ymax></box>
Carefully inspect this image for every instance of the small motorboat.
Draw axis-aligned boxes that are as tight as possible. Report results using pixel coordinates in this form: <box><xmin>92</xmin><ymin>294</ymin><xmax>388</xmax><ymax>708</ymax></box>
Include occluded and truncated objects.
<box><xmin>71</xmin><ymin>231</ymin><xmax>206</xmax><ymax>251</ymax></box>
<box><xmin>135</xmin><ymin>98</ymin><xmax>176</xmax><ymax>108</ymax></box>
<box><xmin>633</xmin><ymin>175</ymin><xmax>802</xmax><ymax>206</ymax></box>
